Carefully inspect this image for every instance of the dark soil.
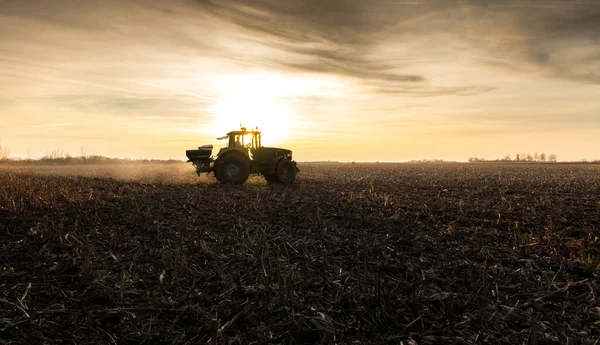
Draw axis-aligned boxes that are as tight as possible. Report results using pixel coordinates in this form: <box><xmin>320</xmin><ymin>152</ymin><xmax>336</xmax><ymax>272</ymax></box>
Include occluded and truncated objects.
<box><xmin>1</xmin><ymin>163</ymin><xmax>599</xmax><ymax>344</ymax></box>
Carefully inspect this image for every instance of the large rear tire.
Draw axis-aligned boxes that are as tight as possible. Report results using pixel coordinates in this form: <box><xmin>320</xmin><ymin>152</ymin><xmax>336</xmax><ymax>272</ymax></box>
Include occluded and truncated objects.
<box><xmin>215</xmin><ymin>155</ymin><xmax>250</xmax><ymax>185</ymax></box>
<box><xmin>274</xmin><ymin>159</ymin><xmax>296</xmax><ymax>184</ymax></box>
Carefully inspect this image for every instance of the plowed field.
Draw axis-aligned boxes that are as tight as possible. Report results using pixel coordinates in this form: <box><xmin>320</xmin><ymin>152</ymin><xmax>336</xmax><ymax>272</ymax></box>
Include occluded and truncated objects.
<box><xmin>1</xmin><ymin>163</ymin><xmax>599</xmax><ymax>344</ymax></box>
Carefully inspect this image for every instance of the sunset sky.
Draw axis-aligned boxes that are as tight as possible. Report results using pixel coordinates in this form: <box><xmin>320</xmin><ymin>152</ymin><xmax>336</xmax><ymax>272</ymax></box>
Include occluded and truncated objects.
<box><xmin>1</xmin><ymin>0</ymin><xmax>599</xmax><ymax>161</ymax></box>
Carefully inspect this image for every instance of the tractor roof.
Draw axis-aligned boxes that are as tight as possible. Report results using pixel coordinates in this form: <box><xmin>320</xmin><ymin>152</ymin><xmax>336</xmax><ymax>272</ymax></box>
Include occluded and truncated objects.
<box><xmin>226</xmin><ymin>130</ymin><xmax>261</xmax><ymax>136</ymax></box>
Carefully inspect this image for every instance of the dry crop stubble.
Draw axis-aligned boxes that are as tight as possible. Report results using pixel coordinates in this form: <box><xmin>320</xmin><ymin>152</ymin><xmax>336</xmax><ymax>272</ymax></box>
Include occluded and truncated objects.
<box><xmin>0</xmin><ymin>162</ymin><xmax>599</xmax><ymax>344</ymax></box>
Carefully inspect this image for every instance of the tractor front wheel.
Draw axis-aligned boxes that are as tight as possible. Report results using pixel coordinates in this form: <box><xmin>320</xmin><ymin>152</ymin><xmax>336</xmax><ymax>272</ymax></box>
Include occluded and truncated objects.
<box><xmin>215</xmin><ymin>155</ymin><xmax>250</xmax><ymax>185</ymax></box>
<box><xmin>274</xmin><ymin>159</ymin><xmax>296</xmax><ymax>184</ymax></box>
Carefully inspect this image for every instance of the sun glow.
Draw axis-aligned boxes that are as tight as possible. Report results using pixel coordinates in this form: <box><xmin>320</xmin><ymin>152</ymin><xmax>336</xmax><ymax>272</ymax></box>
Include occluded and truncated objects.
<box><xmin>209</xmin><ymin>73</ymin><xmax>309</xmax><ymax>146</ymax></box>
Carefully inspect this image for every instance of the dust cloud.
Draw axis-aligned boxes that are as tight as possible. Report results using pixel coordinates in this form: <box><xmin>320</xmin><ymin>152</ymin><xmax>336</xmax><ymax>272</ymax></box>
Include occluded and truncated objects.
<box><xmin>0</xmin><ymin>163</ymin><xmax>217</xmax><ymax>185</ymax></box>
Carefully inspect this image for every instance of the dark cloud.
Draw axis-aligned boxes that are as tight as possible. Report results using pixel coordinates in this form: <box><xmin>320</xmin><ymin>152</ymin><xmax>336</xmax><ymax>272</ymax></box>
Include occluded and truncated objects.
<box><xmin>455</xmin><ymin>0</ymin><xmax>600</xmax><ymax>83</ymax></box>
<box><xmin>196</xmin><ymin>0</ymin><xmax>600</xmax><ymax>92</ymax></box>
<box><xmin>0</xmin><ymin>0</ymin><xmax>217</xmax><ymax>60</ymax></box>
<box><xmin>196</xmin><ymin>0</ymin><xmax>432</xmax><ymax>91</ymax></box>
<box><xmin>197</xmin><ymin>0</ymin><xmax>390</xmax><ymax>45</ymax></box>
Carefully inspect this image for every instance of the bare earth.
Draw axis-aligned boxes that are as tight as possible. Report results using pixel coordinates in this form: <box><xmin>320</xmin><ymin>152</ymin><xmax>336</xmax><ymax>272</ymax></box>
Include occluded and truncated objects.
<box><xmin>1</xmin><ymin>162</ymin><xmax>599</xmax><ymax>344</ymax></box>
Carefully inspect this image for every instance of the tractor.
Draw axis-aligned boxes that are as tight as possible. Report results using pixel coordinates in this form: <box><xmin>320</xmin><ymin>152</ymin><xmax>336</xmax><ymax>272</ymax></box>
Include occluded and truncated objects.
<box><xmin>185</xmin><ymin>127</ymin><xmax>299</xmax><ymax>184</ymax></box>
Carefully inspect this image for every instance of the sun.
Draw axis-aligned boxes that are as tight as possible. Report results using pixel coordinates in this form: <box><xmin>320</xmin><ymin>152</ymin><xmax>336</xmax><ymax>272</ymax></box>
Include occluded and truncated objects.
<box><xmin>209</xmin><ymin>73</ymin><xmax>297</xmax><ymax>146</ymax></box>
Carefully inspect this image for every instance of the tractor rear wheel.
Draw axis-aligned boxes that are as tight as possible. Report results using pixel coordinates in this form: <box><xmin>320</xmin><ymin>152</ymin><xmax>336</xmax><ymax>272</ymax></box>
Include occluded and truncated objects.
<box><xmin>215</xmin><ymin>155</ymin><xmax>250</xmax><ymax>185</ymax></box>
<box><xmin>274</xmin><ymin>159</ymin><xmax>296</xmax><ymax>184</ymax></box>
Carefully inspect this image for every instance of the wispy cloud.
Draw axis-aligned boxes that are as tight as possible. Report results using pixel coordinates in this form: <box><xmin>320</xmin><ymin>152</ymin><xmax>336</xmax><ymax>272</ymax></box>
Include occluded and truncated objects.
<box><xmin>27</xmin><ymin>123</ymin><xmax>74</xmax><ymax>128</ymax></box>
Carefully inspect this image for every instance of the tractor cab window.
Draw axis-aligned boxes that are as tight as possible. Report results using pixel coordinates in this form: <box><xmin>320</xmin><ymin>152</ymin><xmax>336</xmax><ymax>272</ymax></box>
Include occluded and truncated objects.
<box><xmin>233</xmin><ymin>135</ymin><xmax>242</xmax><ymax>147</ymax></box>
<box><xmin>231</xmin><ymin>134</ymin><xmax>253</xmax><ymax>148</ymax></box>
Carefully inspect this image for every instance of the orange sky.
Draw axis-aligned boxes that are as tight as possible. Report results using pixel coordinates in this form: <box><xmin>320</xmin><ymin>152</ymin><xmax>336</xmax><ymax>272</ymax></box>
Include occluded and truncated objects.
<box><xmin>1</xmin><ymin>0</ymin><xmax>599</xmax><ymax>161</ymax></box>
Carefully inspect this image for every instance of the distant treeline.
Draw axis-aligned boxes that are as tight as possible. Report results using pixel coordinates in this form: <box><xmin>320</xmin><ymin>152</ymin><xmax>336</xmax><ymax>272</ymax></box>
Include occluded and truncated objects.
<box><xmin>407</xmin><ymin>159</ymin><xmax>453</xmax><ymax>163</ymax></box>
<box><xmin>468</xmin><ymin>153</ymin><xmax>599</xmax><ymax>163</ymax></box>
<box><xmin>469</xmin><ymin>153</ymin><xmax>557</xmax><ymax>163</ymax></box>
<box><xmin>303</xmin><ymin>161</ymin><xmax>341</xmax><ymax>163</ymax></box>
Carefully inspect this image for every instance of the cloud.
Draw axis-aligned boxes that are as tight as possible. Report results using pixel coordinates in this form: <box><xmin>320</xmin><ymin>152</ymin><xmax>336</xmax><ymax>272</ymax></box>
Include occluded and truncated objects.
<box><xmin>371</xmin><ymin>85</ymin><xmax>495</xmax><ymax>97</ymax></box>
<box><xmin>454</xmin><ymin>0</ymin><xmax>600</xmax><ymax>83</ymax></box>
<box><xmin>27</xmin><ymin>123</ymin><xmax>74</xmax><ymax>128</ymax></box>
<box><xmin>195</xmin><ymin>0</ymin><xmax>600</xmax><ymax>93</ymax></box>
<box><xmin>3</xmin><ymin>0</ymin><xmax>599</xmax><ymax>91</ymax></box>
<box><xmin>34</xmin><ymin>94</ymin><xmax>213</xmax><ymax>119</ymax></box>
<box><xmin>195</xmin><ymin>0</ymin><xmax>445</xmax><ymax>92</ymax></box>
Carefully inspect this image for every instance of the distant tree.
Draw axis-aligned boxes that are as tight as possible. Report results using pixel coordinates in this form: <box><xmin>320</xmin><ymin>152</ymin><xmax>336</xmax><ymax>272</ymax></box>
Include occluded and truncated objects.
<box><xmin>81</xmin><ymin>148</ymin><xmax>90</xmax><ymax>160</ymax></box>
<box><xmin>0</xmin><ymin>142</ymin><xmax>9</xmax><ymax>161</ymax></box>
<box><xmin>526</xmin><ymin>153</ymin><xmax>533</xmax><ymax>162</ymax></box>
<box><xmin>548</xmin><ymin>154</ymin><xmax>557</xmax><ymax>162</ymax></box>
<box><xmin>43</xmin><ymin>149</ymin><xmax>66</xmax><ymax>160</ymax></box>
<box><xmin>515</xmin><ymin>153</ymin><xmax>520</xmax><ymax>162</ymax></box>
<box><xmin>539</xmin><ymin>153</ymin><xmax>546</xmax><ymax>162</ymax></box>
<box><xmin>502</xmin><ymin>154</ymin><xmax>511</xmax><ymax>161</ymax></box>
<box><xmin>534</xmin><ymin>152</ymin><xmax>539</xmax><ymax>161</ymax></box>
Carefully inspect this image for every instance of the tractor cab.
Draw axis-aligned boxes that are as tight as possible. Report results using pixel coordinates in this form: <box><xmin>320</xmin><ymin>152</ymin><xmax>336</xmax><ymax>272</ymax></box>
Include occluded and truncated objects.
<box><xmin>218</xmin><ymin>127</ymin><xmax>262</xmax><ymax>157</ymax></box>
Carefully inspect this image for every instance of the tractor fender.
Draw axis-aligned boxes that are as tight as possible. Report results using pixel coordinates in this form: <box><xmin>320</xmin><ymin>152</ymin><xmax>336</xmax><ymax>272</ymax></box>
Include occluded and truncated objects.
<box><xmin>216</xmin><ymin>147</ymin><xmax>250</xmax><ymax>159</ymax></box>
<box><xmin>213</xmin><ymin>148</ymin><xmax>250</xmax><ymax>171</ymax></box>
